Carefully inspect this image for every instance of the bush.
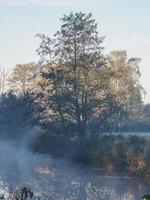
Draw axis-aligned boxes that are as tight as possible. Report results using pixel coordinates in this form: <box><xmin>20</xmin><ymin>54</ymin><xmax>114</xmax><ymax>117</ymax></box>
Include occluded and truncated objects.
<box><xmin>86</xmin><ymin>134</ymin><xmax>150</xmax><ymax>178</ymax></box>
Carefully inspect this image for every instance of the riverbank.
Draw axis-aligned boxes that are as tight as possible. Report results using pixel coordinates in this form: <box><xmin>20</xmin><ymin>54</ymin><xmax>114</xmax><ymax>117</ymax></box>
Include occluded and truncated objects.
<box><xmin>85</xmin><ymin>134</ymin><xmax>150</xmax><ymax>179</ymax></box>
<box><xmin>32</xmin><ymin>133</ymin><xmax>150</xmax><ymax>180</ymax></box>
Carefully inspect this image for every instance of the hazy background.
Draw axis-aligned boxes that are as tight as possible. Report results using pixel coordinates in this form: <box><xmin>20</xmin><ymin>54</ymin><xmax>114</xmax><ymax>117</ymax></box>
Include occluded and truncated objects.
<box><xmin>0</xmin><ymin>0</ymin><xmax>149</xmax><ymax>102</ymax></box>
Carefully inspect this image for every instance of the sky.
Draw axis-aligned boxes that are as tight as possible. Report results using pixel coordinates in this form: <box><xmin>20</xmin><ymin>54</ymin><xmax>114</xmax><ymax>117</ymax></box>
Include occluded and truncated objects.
<box><xmin>0</xmin><ymin>0</ymin><xmax>150</xmax><ymax>102</ymax></box>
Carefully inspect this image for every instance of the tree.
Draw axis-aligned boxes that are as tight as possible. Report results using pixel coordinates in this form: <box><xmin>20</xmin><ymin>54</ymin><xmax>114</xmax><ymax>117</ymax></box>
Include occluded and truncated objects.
<box><xmin>36</xmin><ymin>12</ymin><xmax>119</xmax><ymax>150</ymax></box>
<box><xmin>0</xmin><ymin>65</ymin><xmax>6</xmax><ymax>94</ymax></box>
<box><xmin>107</xmin><ymin>51</ymin><xmax>142</xmax><ymax>104</ymax></box>
<box><xmin>106</xmin><ymin>51</ymin><xmax>144</xmax><ymax>131</ymax></box>
<box><xmin>8</xmin><ymin>63</ymin><xmax>40</xmax><ymax>94</ymax></box>
<box><xmin>0</xmin><ymin>92</ymin><xmax>36</xmax><ymax>140</ymax></box>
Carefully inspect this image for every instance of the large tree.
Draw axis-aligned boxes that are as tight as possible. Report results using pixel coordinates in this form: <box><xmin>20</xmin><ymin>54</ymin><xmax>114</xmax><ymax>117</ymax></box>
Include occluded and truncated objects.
<box><xmin>36</xmin><ymin>12</ymin><xmax>119</xmax><ymax>149</ymax></box>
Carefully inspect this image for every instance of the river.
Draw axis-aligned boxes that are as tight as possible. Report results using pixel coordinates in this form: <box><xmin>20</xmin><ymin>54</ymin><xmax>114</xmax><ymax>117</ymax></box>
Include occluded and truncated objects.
<box><xmin>0</xmin><ymin>156</ymin><xmax>150</xmax><ymax>200</ymax></box>
<box><xmin>0</xmin><ymin>138</ymin><xmax>150</xmax><ymax>200</ymax></box>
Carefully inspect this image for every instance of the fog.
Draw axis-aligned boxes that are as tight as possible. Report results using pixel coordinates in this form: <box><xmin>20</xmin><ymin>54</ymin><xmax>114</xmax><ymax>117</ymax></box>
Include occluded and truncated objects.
<box><xmin>0</xmin><ymin>130</ymin><xmax>149</xmax><ymax>200</ymax></box>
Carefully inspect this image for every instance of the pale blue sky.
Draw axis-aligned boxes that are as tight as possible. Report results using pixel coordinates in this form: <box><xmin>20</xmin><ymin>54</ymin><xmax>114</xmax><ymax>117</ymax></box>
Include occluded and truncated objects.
<box><xmin>0</xmin><ymin>0</ymin><xmax>150</xmax><ymax>102</ymax></box>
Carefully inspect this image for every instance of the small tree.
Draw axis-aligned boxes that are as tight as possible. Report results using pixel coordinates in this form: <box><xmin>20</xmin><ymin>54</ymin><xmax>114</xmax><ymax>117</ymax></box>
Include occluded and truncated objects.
<box><xmin>8</xmin><ymin>63</ymin><xmax>40</xmax><ymax>94</ymax></box>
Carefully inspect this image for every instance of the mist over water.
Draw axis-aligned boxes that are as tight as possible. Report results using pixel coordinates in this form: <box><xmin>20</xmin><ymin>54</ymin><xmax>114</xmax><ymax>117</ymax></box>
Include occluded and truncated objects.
<box><xmin>0</xmin><ymin>130</ymin><xmax>150</xmax><ymax>200</ymax></box>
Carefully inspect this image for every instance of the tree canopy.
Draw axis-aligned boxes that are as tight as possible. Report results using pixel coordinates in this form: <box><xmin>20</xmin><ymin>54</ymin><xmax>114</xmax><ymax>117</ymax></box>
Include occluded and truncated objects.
<box><xmin>34</xmin><ymin>12</ymin><xmax>144</xmax><ymax>149</ymax></box>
